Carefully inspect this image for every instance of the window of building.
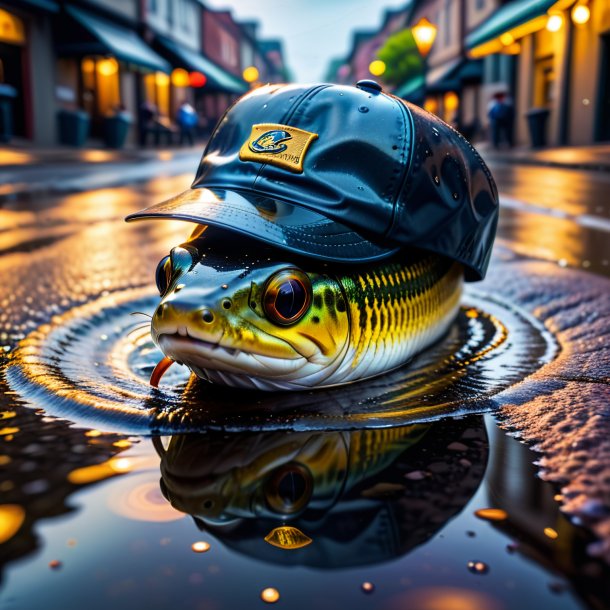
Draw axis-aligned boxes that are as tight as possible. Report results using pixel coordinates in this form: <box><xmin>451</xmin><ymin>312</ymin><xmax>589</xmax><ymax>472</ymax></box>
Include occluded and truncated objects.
<box><xmin>443</xmin><ymin>0</ymin><xmax>452</xmax><ymax>46</ymax></box>
<box><xmin>533</xmin><ymin>56</ymin><xmax>555</xmax><ymax>107</ymax></box>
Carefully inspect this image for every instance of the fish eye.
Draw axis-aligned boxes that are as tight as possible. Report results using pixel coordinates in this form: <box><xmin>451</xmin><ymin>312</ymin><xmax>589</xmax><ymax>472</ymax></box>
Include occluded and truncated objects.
<box><xmin>155</xmin><ymin>255</ymin><xmax>171</xmax><ymax>296</ymax></box>
<box><xmin>265</xmin><ymin>463</ymin><xmax>313</xmax><ymax>515</ymax></box>
<box><xmin>263</xmin><ymin>270</ymin><xmax>312</xmax><ymax>326</ymax></box>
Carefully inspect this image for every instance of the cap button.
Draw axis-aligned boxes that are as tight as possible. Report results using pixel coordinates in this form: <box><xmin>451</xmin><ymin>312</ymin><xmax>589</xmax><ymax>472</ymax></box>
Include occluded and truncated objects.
<box><xmin>356</xmin><ymin>79</ymin><xmax>382</xmax><ymax>93</ymax></box>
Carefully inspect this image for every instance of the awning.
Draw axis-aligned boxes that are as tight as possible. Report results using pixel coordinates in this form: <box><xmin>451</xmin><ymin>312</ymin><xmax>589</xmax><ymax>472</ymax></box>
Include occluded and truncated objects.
<box><xmin>13</xmin><ymin>0</ymin><xmax>59</xmax><ymax>12</ymax></box>
<box><xmin>466</xmin><ymin>0</ymin><xmax>557</xmax><ymax>51</ymax></box>
<box><xmin>395</xmin><ymin>73</ymin><xmax>425</xmax><ymax>102</ymax></box>
<box><xmin>58</xmin><ymin>5</ymin><xmax>170</xmax><ymax>73</ymax></box>
<box><xmin>426</xmin><ymin>58</ymin><xmax>462</xmax><ymax>93</ymax></box>
<box><xmin>427</xmin><ymin>58</ymin><xmax>483</xmax><ymax>92</ymax></box>
<box><xmin>155</xmin><ymin>36</ymin><xmax>248</xmax><ymax>95</ymax></box>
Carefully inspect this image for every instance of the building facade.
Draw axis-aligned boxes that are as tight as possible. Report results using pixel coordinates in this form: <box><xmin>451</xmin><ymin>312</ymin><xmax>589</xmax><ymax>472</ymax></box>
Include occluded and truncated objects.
<box><xmin>0</xmin><ymin>0</ymin><xmax>287</xmax><ymax>148</ymax></box>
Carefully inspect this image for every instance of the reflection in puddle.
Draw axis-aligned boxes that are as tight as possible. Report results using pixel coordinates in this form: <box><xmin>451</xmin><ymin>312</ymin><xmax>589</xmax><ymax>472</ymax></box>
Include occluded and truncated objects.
<box><xmin>7</xmin><ymin>287</ymin><xmax>556</xmax><ymax>432</ymax></box>
<box><xmin>155</xmin><ymin>417</ymin><xmax>488</xmax><ymax>568</ymax></box>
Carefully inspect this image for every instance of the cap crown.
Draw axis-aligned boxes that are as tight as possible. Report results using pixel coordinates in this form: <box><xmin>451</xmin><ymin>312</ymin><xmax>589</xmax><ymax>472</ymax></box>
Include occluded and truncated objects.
<box><xmin>192</xmin><ymin>83</ymin><xmax>498</xmax><ymax>280</ymax></box>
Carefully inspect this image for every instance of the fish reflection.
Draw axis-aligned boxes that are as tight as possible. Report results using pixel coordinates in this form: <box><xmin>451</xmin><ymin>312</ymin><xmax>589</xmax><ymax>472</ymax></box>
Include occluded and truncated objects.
<box><xmin>155</xmin><ymin>417</ymin><xmax>488</xmax><ymax>568</ymax></box>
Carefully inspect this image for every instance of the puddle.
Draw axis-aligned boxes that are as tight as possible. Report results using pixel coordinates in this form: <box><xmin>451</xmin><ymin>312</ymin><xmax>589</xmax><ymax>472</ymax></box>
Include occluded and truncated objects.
<box><xmin>6</xmin><ymin>287</ymin><xmax>557</xmax><ymax>433</ymax></box>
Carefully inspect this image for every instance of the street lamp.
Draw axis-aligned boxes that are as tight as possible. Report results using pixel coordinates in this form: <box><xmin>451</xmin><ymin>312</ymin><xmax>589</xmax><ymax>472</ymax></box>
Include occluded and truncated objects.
<box><xmin>571</xmin><ymin>2</ymin><xmax>590</xmax><ymax>25</ymax></box>
<box><xmin>411</xmin><ymin>17</ymin><xmax>437</xmax><ymax>58</ymax></box>
<box><xmin>368</xmin><ymin>60</ymin><xmax>386</xmax><ymax>77</ymax></box>
<box><xmin>243</xmin><ymin>66</ymin><xmax>259</xmax><ymax>83</ymax></box>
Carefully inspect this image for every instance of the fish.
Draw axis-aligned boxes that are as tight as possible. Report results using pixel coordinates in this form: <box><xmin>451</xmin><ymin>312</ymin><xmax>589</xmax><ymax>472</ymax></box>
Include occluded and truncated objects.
<box><xmin>149</xmin><ymin>226</ymin><xmax>463</xmax><ymax>391</ymax></box>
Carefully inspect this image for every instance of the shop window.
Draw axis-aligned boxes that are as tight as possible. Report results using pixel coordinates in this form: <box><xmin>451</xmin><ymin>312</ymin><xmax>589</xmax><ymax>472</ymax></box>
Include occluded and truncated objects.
<box><xmin>0</xmin><ymin>9</ymin><xmax>25</xmax><ymax>45</ymax></box>
<box><xmin>443</xmin><ymin>91</ymin><xmax>459</xmax><ymax>123</ymax></box>
<box><xmin>533</xmin><ymin>56</ymin><xmax>555</xmax><ymax>107</ymax></box>
<box><xmin>80</xmin><ymin>56</ymin><xmax>121</xmax><ymax>118</ymax></box>
<box><xmin>144</xmin><ymin>71</ymin><xmax>170</xmax><ymax>118</ymax></box>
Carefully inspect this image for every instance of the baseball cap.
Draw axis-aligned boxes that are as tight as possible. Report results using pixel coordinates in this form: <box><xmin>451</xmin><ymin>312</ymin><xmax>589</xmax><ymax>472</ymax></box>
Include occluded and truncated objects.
<box><xmin>126</xmin><ymin>80</ymin><xmax>498</xmax><ymax>280</ymax></box>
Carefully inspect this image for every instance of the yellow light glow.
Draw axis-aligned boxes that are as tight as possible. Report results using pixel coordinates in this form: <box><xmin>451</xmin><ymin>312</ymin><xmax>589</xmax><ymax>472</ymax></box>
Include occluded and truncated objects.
<box><xmin>261</xmin><ymin>588</ymin><xmax>280</xmax><ymax>604</ymax></box>
<box><xmin>571</xmin><ymin>4</ymin><xmax>590</xmax><ymax>25</ymax></box>
<box><xmin>82</xmin><ymin>58</ymin><xmax>95</xmax><ymax>74</ymax></box>
<box><xmin>110</xmin><ymin>479</ymin><xmax>186</xmax><ymax>522</ymax></box>
<box><xmin>85</xmin><ymin>429</ymin><xmax>102</xmax><ymax>437</ymax></box>
<box><xmin>444</xmin><ymin>91</ymin><xmax>459</xmax><ymax>113</ymax></box>
<box><xmin>113</xmin><ymin>439</ymin><xmax>132</xmax><ymax>448</ymax></box>
<box><xmin>97</xmin><ymin>58</ymin><xmax>119</xmax><ymax>76</ymax></box>
<box><xmin>469</xmin><ymin>14</ymin><xmax>548</xmax><ymax>58</ymax></box>
<box><xmin>546</xmin><ymin>13</ymin><xmax>563</xmax><ymax>32</ymax></box>
<box><xmin>68</xmin><ymin>457</ymin><xmax>133</xmax><ymax>484</ymax></box>
<box><xmin>500</xmin><ymin>32</ymin><xmax>514</xmax><ymax>45</ymax></box>
<box><xmin>544</xmin><ymin>527</ymin><xmax>559</xmax><ymax>539</ymax></box>
<box><xmin>368</xmin><ymin>59</ymin><xmax>386</xmax><ymax>76</ymax></box>
<box><xmin>474</xmin><ymin>507</ymin><xmax>508</xmax><ymax>521</ymax></box>
<box><xmin>424</xmin><ymin>98</ymin><xmax>438</xmax><ymax>115</ymax></box>
<box><xmin>264</xmin><ymin>526</ymin><xmax>313</xmax><ymax>550</ymax></box>
<box><xmin>192</xmin><ymin>541</ymin><xmax>211</xmax><ymax>553</ymax></box>
<box><xmin>412</xmin><ymin>17</ymin><xmax>437</xmax><ymax>57</ymax></box>
<box><xmin>155</xmin><ymin>71</ymin><xmax>170</xmax><ymax>87</ymax></box>
<box><xmin>0</xmin><ymin>9</ymin><xmax>25</xmax><ymax>45</ymax></box>
<box><xmin>243</xmin><ymin>66</ymin><xmax>260</xmax><ymax>83</ymax></box>
<box><xmin>502</xmin><ymin>42</ymin><xmax>522</xmax><ymax>55</ymax></box>
<box><xmin>0</xmin><ymin>505</ymin><xmax>25</xmax><ymax>544</ymax></box>
<box><xmin>171</xmin><ymin>68</ymin><xmax>190</xmax><ymax>87</ymax></box>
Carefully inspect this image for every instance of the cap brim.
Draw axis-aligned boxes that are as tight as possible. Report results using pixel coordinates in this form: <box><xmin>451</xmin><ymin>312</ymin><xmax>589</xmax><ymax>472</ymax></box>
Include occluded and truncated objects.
<box><xmin>126</xmin><ymin>187</ymin><xmax>398</xmax><ymax>263</ymax></box>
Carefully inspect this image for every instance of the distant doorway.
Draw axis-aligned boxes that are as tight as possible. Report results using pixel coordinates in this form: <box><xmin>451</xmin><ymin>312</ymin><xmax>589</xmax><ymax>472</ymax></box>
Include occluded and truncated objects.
<box><xmin>0</xmin><ymin>41</ymin><xmax>25</xmax><ymax>138</ymax></box>
<box><xmin>596</xmin><ymin>33</ymin><xmax>610</xmax><ymax>142</ymax></box>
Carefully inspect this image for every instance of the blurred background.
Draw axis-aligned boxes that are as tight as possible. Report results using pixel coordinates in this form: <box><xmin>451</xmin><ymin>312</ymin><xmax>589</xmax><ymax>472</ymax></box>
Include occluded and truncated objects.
<box><xmin>1</xmin><ymin>0</ymin><xmax>608</xmax><ymax>151</ymax></box>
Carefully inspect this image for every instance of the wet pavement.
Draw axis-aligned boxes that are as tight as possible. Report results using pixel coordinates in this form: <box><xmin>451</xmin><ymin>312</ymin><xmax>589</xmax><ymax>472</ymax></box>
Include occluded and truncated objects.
<box><xmin>1</xmin><ymin>157</ymin><xmax>610</xmax><ymax>609</ymax></box>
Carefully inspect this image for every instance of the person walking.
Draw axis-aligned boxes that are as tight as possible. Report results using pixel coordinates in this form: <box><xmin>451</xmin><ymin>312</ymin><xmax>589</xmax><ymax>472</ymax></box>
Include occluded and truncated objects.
<box><xmin>488</xmin><ymin>92</ymin><xmax>514</xmax><ymax>148</ymax></box>
<box><xmin>176</xmin><ymin>100</ymin><xmax>198</xmax><ymax>146</ymax></box>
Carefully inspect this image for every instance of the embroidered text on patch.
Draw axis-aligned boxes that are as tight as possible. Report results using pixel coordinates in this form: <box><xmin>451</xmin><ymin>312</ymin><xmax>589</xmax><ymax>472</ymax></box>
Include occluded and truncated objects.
<box><xmin>239</xmin><ymin>123</ymin><xmax>318</xmax><ymax>174</ymax></box>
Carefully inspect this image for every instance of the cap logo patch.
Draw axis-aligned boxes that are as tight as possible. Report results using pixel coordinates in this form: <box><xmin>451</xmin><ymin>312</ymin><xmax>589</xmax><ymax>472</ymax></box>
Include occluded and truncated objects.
<box><xmin>249</xmin><ymin>129</ymin><xmax>291</xmax><ymax>153</ymax></box>
<box><xmin>239</xmin><ymin>123</ymin><xmax>318</xmax><ymax>174</ymax></box>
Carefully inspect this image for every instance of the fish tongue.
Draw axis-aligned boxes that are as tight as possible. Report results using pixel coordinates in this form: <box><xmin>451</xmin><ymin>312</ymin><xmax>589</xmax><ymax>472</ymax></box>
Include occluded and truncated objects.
<box><xmin>150</xmin><ymin>356</ymin><xmax>174</xmax><ymax>388</ymax></box>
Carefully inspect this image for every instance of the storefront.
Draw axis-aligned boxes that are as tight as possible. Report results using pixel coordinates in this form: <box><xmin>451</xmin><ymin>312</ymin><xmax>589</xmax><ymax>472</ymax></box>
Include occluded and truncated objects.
<box><xmin>55</xmin><ymin>4</ymin><xmax>170</xmax><ymax>143</ymax></box>
<box><xmin>153</xmin><ymin>35</ymin><xmax>247</xmax><ymax>128</ymax></box>
<box><xmin>467</xmin><ymin>0</ymin><xmax>610</xmax><ymax>146</ymax></box>
<box><xmin>0</xmin><ymin>7</ymin><xmax>26</xmax><ymax>139</ymax></box>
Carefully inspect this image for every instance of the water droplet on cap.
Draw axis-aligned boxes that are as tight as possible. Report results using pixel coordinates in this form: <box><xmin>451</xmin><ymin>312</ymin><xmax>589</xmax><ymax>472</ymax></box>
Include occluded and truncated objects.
<box><xmin>474</xmin><ymin>508</ymin><xmax>508</xmax><ymax>521</ymax></box>
<box><xmin>358</xmin><ymin>106</ymin><xmax>369</xmax><ymax>113</ymax></box>
<box><xmin>261</xmin><ymin>588</ymin><xmax>280</xmax><ymax>603</ymax></box>
<box><xmin>467</xmin><ymin>560</ymin><xmax>489</xmax><ymax>574</ymax></box>
<box><xmin>191</xmin><ymin>541</ymin><xmax>210</xmax><ymax>553</ymax></box>
<box><xmin>361</xmin><ymin>582</ymin><xmax>375</xmax><ymax>593</ymax></box>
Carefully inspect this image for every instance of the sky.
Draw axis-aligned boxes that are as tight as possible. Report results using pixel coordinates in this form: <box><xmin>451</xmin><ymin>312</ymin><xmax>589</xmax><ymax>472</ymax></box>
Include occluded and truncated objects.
<box><xmin>205</xmin><ymin>0</ymin><xmax>408</xmax><ymax>82</ymax></box>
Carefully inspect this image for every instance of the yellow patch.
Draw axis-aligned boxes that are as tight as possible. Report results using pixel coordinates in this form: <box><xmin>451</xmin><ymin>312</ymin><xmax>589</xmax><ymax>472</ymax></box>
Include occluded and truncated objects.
<box><xmin>239</xmin><ymin>123</ymin><xmax>318</xmax><ymax>174</ymax></box>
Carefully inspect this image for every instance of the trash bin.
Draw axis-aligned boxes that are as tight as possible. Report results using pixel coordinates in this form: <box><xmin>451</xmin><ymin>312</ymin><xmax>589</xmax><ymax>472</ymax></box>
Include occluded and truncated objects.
<box><xmin>57</xmin><ymin>109</ymin><xmax>90</xmax><ymax>147</ymax></box>
<box><xmin>103</xmin><ymin>113</ymin><xmax>132</xmax><ymax>149</ymax></box>
<box><xmin>0</xmin><ymin>84</ymin><xmax>17</xmax><ymax>143</ymax></box>
<box><xmin>525</xmin><ymin>107</ymin><xmax>550</xmax><ymax>148</ymax></box>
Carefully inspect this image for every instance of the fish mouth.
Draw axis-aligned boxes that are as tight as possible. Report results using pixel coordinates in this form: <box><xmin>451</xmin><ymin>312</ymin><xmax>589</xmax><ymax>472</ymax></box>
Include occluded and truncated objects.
<box><xmin>158</xmin><ymin>333</ymin><xmax>239</xmax><ymax>358</ymax></box>
<box><xmin>157</xmin><ymin>333</ymin><xmax>308</xmax><ymax>379</ymax></box>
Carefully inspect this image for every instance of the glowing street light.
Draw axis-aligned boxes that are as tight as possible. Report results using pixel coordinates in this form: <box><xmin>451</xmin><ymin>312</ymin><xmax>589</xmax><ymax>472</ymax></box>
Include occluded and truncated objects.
<box><xmin>412</xmin><ymin>17</ymin><xmax>437</xmax><ymax>57</ymax></box>
<box><xmin>571</xmin><ymin>3</ymin><xmax>590</xmax><ymax>25</ymax></box>
<box><xmin>368</xmin><ymin>59</ymin><xmax>386</xmax><ymax>77</ymax></box>
<box><xmin>546</xmin><ymin>12</ymin><xmax>563</xmax><ymax>32</ymax></box>
<box><xmin>243</xmin><ymin>66</ymin><xmax>259</xmax><ymax>83</ymax></box>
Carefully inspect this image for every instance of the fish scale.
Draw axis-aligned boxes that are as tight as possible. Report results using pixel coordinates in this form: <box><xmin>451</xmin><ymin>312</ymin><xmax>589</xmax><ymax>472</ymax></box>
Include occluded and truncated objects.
<box><xmin>336</xmin><ymin>257</ymin><xmax>463</xmax><ymax>383</ymax></box>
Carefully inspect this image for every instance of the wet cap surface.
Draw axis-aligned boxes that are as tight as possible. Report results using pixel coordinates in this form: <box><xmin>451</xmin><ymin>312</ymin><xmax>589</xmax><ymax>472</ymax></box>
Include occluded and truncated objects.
<box><xmin>126</xmin><ymin>187</ymin><xmax>399</xmax><ymax>263</ymax></box>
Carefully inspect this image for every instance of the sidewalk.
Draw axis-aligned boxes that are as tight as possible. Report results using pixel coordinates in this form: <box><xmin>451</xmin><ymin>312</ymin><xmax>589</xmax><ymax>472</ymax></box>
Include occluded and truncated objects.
<box><xmin>0</xmin><ymin>144</ymin><xmax>204</xmax><ymax>202</ymax></box>
<box><xmin>478</xmin><ymin>142</ymin><xmax>610</xmax><ymax>172</ymax></box>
